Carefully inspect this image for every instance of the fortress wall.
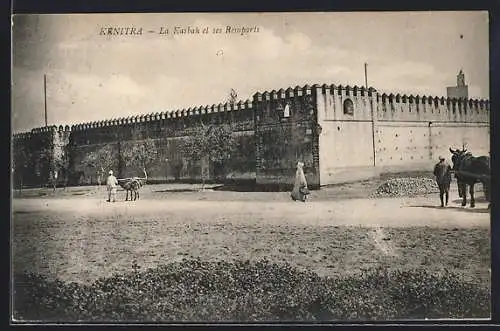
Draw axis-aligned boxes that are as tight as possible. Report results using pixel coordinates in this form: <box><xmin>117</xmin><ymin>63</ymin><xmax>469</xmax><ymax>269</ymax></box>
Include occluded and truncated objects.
<box><xmin>253</xmin><ymin>85</ymin><xmax>320</xmax><ymax>189</ymax></box>
<box><xmin>315</xmin><ymin>84</ymin><xmax>378</xmax><ymax>185</ymax></box>
<box><xmin>373</xmin><ymin>93</ymin><xmax>490</xmax><ymax>173</ymax></box>
<box><xmin>316</xmin><ymin>87</ymin><xmax>490</xmax><ymax>185</ymax></box>
<box><xmin>65</xmin><ymin>101</ymin><xmax>256</xmax><ymax>185</ymax></box>
<box><xmin>12</xmin><ymin>82</ymin><xmax>490</xmax><ymax>188</ymax></box>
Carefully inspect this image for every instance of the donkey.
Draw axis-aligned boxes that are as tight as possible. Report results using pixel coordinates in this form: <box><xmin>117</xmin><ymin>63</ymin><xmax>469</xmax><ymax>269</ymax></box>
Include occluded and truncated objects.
<box><xmin>117</xmin><ymin>168</ymin><xmax>148</xmax><ymax>201</ymax></box>
<box><xmin>449</xmin><ymin>148</ymin><xmax>490</xmax><ymax>208</ymax></box>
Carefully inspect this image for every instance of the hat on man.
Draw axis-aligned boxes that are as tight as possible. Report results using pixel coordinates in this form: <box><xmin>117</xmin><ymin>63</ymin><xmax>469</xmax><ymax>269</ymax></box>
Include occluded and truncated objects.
<box><xmin>439</xmin><ymin>156</ymin><xmax>445</xmax><ymax>161</ymax></box>
<box><xmin>109</xmin><ymin>170</ymin><xmax>113</xmax><ymax>175</ymax></box>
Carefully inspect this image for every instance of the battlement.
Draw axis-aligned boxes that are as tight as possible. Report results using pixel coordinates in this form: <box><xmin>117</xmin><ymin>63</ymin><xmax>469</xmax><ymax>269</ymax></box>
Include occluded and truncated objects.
<box><xmin>254</xmin><ymin>84</ymin><xmax>313</xmax><ymax>100</ymax></box>
<box><xmin>251</xmin><ymin>83</ymin><xmax>489</xmax><ymax>109</ymax></box>
<box><xmin>317</xmin><ymin>84</ymin><xmax>378</xmax><ymax>97</ymax></box>
<box><xmin>13</xmin><ymin>124</ymin><xmax>75</xmax><ymax>142</ymax></box>
<box><xmin>67</xmin><ymin>99</ymin><xmax>253</xmax><ymax>132</ymax></box>
<box><xmin>248</xmin><ymin>82</ymin><xmax>489</xmax><ymax>125</ymax></box>
<box><xmin>375</xmin><ymin>92</ymin><xmax>489</xmax><ymax>109</ymax></box>
<box><xmin>375</xmin><ymin>91</ymin><xmax>489</xmax><ymax>122</ymax></box>
<box><xmin>13</xmin><ymin>82</ymin><xmax>490</xmax><ymax>137</ymax></box>
<box><xmin>12</xmin><ymin>131</ymin><xmax>32</xmax><ymax>141</ymax></box>
<box><xmin>253</xmin><ymin>84</ymin><xmax>378</xmax><ymax>101</ymax></box>
<box><xmin>317</xmin><ymin>83</ymin><xmax>488</xmax><ymax>110</ymax></box>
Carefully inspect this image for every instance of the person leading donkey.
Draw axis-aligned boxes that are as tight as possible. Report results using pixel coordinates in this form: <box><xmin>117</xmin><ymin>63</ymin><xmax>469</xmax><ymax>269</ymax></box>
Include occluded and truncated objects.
<box><xmin>106</xmin><ymin>170</ymin><xmax>118</xmax><ymax>203</ymax></box>
<box><xmin>433</xmin><ymin>156</ymin><xmax>452</xmax><ymax>207</ymax></box>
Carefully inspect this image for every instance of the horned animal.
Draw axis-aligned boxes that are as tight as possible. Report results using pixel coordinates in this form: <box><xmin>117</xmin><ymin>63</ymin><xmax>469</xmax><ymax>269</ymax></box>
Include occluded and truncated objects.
<box><xmin>117</xmin><ymin>168</ymin><xmax>148</xmax><ymax>201</ymax></box>
<box><xmin>449</xmin><ymin>147</ymin><xmax>490</xmax><ymax>208</ymax></box>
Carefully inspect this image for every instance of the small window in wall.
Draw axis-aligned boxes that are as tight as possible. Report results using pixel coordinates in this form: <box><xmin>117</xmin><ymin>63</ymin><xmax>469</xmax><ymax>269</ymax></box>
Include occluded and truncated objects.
<box><xmin>343</xmin><ymin>99</ymin><xmax>354</xmax><ymax>115</ymax></box>
<box><xmin>283</xmin><ymin>104</ymin><xmax>290</xmax><ymax>118</ymax></box>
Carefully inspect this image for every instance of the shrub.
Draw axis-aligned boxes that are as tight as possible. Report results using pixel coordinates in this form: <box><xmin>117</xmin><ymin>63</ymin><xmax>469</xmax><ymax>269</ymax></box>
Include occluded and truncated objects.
<box><xmin>12</xmin><ymin>260</ymin><xmax>490</xmax><ymax>322</ymax></box>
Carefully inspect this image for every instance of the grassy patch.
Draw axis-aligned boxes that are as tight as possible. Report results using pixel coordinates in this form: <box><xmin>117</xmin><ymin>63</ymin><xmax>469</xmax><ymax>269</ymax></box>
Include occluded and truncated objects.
<box><xmin>13</xmin><ymin>260</ymin><xmax>490</xmax><ymax>322</ymax></box>
<box><xmin>12</xmin><ymin>213</ymin><xmax>490</xmax><ymax>286</ymax></box>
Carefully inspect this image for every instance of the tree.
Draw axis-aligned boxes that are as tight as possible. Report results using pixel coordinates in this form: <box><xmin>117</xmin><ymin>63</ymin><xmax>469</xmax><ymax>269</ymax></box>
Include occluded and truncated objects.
<box><xmin>121</xmin><ymin>138</ymin><xmax>158</xmax><ymax>179</ymax></box>
<box><xmin>35</xmin><ymin>138</ymin><xmax>54</xmax><ymax>188</ymax></box>
<box><xmin>54</xmin><ymin>145</ymin><xmax>71</xmax><ymax>190</ymax></box>
<box><xmin>12</xmin><ymin>145</ymin><xmax>32</xmax><ymax>194</ymax></box>
<box><xmin>180</xmin><ymin>123</ymin><xmax>236</xmax><ymax>190</ymax></box>
<box><xmin>83</xmin><ymin>145</ymin><xmax>118</xmax><ymax>187</ymax></box>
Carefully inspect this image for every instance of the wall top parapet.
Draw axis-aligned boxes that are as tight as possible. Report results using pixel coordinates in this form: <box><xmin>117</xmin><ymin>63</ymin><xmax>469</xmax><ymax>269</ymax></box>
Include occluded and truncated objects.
<box><xmin>14</xmin><ymin>83</ymin><xmax>491</xmax><ymax>134</ymax></box>
<box><xmin>253</xmin><ymin>83</ymin><xmax>379</xmax><ymax>101</ymax></box>
<box><xmin>252</xmin><ymin>82</ymin><xmax>490</xmax><ymax>107</ymax></box>
<box><xmin>12</xmin><ymin>131</ymin><xmax>32</xmax><ymax>140</ymax></box>
<box><xmin>64</xmin><ymin>98</ymin><xmax>253</xmax><ymax>131</ymax></box>
<box><xmin>376</xmin><ymin>92</ymin><xmax>489</xmax><ymax>106</ymax></box>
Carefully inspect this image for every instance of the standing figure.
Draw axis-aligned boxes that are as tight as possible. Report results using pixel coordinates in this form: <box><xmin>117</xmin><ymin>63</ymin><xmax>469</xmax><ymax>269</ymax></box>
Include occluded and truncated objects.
<box><xmin>433</xmin><ymin>156</ymin><xmax>452</xmax><ymax>207</ymax></box>
<box><xmin>291</xmin><ymin>161</ymin><xmax>310</xmax><ymax>202</ymax></box>
<box><xmin>106</xmin><ymin>170</ymin><xmax>118</xmax><ymax>203</ymax></box>
<box><xmin>52</xmin><ymin>170</ymin><xmax>58</xmax><ymax>192</ymax></box>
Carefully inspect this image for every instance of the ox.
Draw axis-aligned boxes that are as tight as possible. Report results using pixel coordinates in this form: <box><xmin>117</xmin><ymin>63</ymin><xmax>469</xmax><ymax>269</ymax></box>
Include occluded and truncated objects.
<box><xmin>117</xmin><ymin>169</ymin><xmax>148</xmax><ymax>201</ymax></box>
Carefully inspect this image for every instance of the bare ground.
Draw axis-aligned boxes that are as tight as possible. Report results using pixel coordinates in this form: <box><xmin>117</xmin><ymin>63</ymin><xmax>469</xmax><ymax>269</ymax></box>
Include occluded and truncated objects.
<box><xmin>12</xmin><ymin>178</ymin><xmax>490</xmax><ymax>291</ymax></box>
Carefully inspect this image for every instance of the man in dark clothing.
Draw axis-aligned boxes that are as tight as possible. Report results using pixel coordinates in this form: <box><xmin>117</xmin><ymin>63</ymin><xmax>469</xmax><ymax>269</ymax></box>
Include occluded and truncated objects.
<box><xmin>433</xmin><ymin>156</ymin><xmax>452</xmax><ymax>207</ymax></box>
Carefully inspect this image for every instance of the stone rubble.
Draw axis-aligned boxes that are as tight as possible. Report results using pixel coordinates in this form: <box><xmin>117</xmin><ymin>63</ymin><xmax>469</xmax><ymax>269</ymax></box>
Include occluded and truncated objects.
<box><xmin>371</xmin><ymin>177</ymin><xmax>439</xmax><ymax>198</ymax></box>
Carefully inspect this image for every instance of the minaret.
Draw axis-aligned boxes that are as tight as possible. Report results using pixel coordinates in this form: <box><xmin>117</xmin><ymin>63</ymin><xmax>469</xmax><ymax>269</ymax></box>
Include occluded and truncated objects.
<box><xmin>457</xmin><ymin>69</ymin><xmax>465</xmax><ymax>87</ymax></box>
<box><xmin>447</xmin><ymin>69</ymin><xmax>469</xmax><ymax>99</ymax></box>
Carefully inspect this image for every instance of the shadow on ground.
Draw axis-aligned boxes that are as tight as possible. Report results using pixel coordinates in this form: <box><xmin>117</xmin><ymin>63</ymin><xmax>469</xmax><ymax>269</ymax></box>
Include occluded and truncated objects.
<box><xmin>452</xmin><ymin>197</ymin><xmax>488</xmax><ymax>204</ymax></box>
<box><xmin>153</xmin><ymin>189</ymin><xmax>205</xmax><ymax>193</ymax></box>
<box><xmin>154</xmin><ymin>184</ymin><xmax>295</xmax><ymax>193</ymax></box>
<box><xmin>212</xmin><ymin>184</ymin><xmax>281</xmax><ymax>192</ymax></box>
<box><xmin>409</xmin><ymin>204</ymin><xmax>490</xmax><ymax>214</ymax></box>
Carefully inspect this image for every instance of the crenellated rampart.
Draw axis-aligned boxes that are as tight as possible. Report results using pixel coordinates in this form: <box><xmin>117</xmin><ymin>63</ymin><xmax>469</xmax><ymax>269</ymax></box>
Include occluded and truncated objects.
<box><xmin>252</xmin><ymin>84</ymin><xmax>320</xmax><ymax>188</ymax></box>
<box><xmin>313</xmin><ymin>84</ymin><xmax>489</xmax><ymax>186</ymax></box>
<box><xmin>12</xmin><ymin>99</ymin><xmax>255</xmax><ymax>187</ymax></box>
<box><xmin>375</xmin><ymin>93</ymin><xmax>489</xmax><ymax>122</ymax></box>
<box><xmin>12</xmin><ymin>82</ymin><xmax>490</xmax><ymax>189</ymax></box>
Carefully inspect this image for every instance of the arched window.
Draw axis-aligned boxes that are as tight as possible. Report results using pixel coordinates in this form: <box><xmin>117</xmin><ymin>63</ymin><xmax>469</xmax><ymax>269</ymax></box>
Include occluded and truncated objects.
<box><xmin>343</xmin><ymin>99</ymin><xmax>354</xmax><ymax>115</ymax></box>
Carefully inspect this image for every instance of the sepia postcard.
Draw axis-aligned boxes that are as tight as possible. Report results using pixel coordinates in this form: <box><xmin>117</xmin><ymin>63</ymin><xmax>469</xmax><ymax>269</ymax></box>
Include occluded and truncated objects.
<box><xmin>11</xmin><ymin>11</ymin><xmax>491</xmax><ymax>323</ymax></box>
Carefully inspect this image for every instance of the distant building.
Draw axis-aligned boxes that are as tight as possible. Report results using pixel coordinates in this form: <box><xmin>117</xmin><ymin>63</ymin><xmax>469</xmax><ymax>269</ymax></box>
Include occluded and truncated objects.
<box><xmin>447</xmin><ymin>69</ymin><xmax>469</xmax><ymax>99</ymax></box>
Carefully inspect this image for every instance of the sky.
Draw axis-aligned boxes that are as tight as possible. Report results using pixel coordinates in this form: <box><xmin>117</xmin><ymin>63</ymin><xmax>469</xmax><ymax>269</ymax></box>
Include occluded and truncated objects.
<box><xmin>11</xmin><ymin>11</ymin><xmax>489</xmax><ymax>133</ymax></box>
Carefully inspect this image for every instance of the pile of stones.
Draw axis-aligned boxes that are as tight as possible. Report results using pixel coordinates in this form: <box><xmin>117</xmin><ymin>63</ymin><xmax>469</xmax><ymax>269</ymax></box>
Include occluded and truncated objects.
<box><xmin>371</xmin><ymin>177</ymin><xmax>439</xmax><ymax>198</ymax></box>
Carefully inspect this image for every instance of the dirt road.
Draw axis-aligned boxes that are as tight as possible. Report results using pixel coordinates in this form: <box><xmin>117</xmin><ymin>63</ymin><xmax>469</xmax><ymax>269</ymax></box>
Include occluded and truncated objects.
<box><xmin>13</xmin><ymin>193</ymin><xmax>490</xmax><ymax>229</ymax></box>
<box><xmin>12</xmin><ymin>185</ymin><xmax>490</xmax><ymax>284</ymax></box>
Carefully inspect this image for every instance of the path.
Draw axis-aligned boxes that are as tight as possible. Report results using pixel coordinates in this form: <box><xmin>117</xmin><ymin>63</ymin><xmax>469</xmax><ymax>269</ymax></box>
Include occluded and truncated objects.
<box><xmin>13</xmin><ymin>193</ymin><xmax>490</xmax><ymax>228</ymax></box>
<box><xmin>12</xmin><ymin>193</ymin><xmax>490</xmax><ymax>284</ymax></box>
